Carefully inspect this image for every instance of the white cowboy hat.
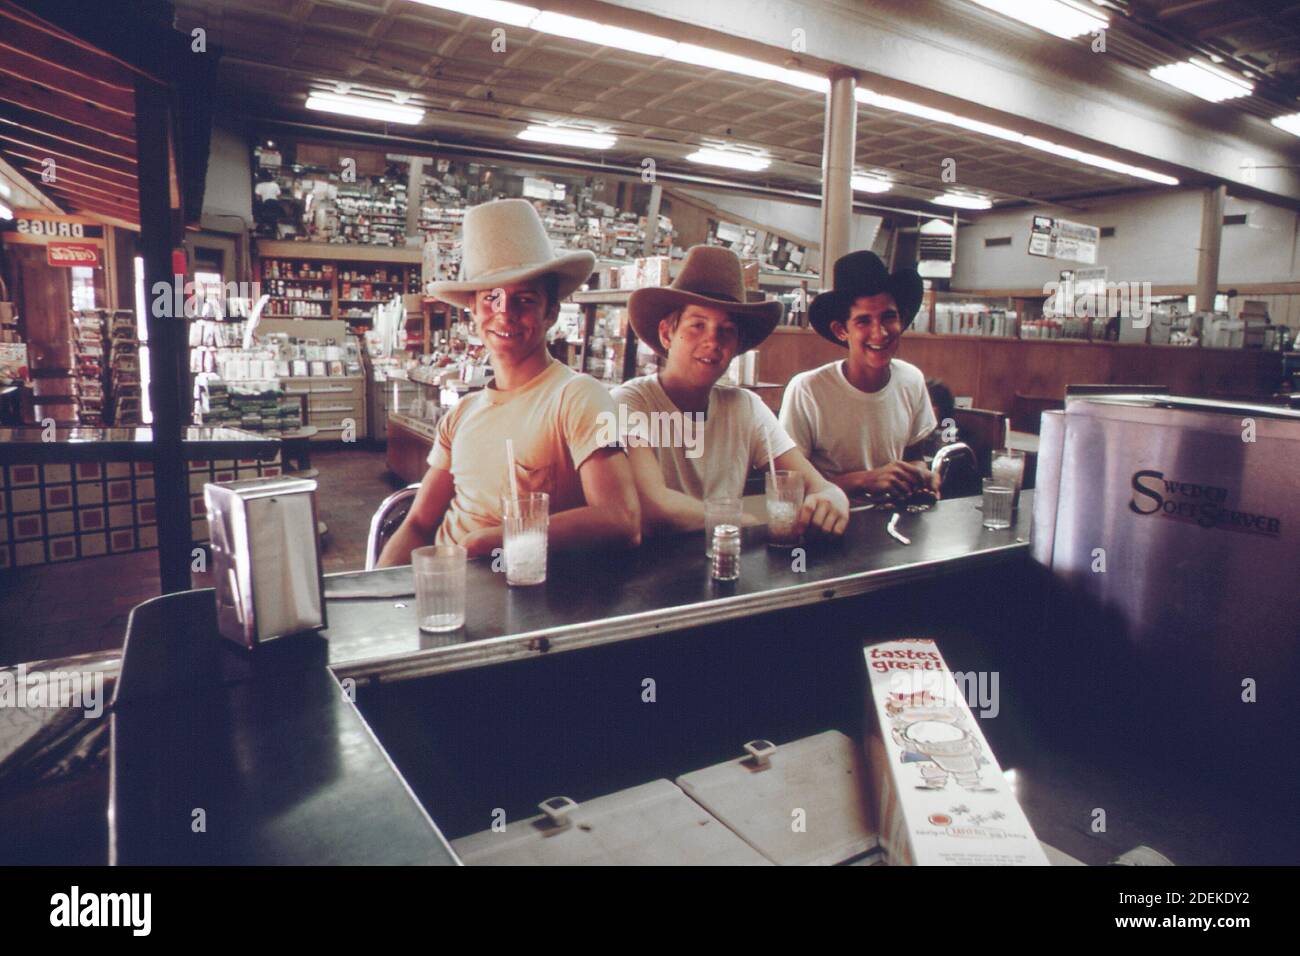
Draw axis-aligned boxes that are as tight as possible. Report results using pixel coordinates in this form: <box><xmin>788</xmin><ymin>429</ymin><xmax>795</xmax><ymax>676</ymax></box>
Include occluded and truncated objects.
<box><xmin>429</xmin><ymin>198</ymin><xmax>596</xmax><ymax>308</ymax></box>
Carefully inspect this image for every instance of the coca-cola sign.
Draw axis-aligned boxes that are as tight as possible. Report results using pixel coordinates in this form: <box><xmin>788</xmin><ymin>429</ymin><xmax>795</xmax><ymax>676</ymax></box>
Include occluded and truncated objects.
<box><xmin>46</xmin><ymin>243</ymin><xmax>101</xmax><ymax>267</ymax></box>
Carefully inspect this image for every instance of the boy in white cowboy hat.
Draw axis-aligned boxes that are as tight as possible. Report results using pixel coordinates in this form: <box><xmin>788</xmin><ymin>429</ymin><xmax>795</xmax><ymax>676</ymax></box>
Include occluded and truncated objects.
<box><xmin>779</xmin><ymin>250</ymin><xmax>939</xmax><ymax>501</ymax></box>
<box><xmin>377</xmin><ymin>199</ymin><xmax>640</xmax><ymax>566</ymax></box>
<box><xmin>614</xmin><ymin>244</ymin><xmax>849</xmax><ymax>538</ymax></box>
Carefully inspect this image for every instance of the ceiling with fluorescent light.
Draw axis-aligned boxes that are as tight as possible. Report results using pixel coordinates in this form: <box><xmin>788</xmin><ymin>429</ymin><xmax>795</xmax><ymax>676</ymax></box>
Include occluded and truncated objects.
<box><xmin>1077</xmin><ymin>0</ymin><xmax>1300</xmax><ymax>121</ymax></box>
<box><xmin>166</xmin><ymin>0</ymin><xmax>1203</xmax><ymax>214</ymax></box>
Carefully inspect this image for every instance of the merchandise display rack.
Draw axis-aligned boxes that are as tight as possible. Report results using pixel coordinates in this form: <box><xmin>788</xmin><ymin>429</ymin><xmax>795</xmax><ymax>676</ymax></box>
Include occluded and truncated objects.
<box><xmin>108</xmin><ymin>310</ymin><xmax>142</xmax><ymax>425</ymax></box>
<box><xmin>256</xmin><ymin>241</ymin><xmax>422</xmax><ymax>333</ymax></box>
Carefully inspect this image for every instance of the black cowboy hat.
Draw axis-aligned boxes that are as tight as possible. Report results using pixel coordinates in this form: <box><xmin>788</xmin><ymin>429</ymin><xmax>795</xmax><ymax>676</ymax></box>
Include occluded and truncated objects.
<box><xmin>808</xmin><ymin>251</ymin><xmax>924</xmax><ymax>346</ymax></box>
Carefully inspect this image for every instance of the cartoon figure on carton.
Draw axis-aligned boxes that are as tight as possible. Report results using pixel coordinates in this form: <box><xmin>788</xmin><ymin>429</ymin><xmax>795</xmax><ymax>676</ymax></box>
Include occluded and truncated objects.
<box><xmin>887</xmin><ymin>691</ymin><xmax>993</xmax><ymax>792</ymax></box>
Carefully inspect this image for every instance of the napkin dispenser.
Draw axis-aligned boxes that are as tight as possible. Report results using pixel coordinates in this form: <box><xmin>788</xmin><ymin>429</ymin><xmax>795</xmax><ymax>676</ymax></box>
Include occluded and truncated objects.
<box><xmin>205</xmin><ymin>476</ymin><xmax>327</xmax><ymax>647</ymax></box>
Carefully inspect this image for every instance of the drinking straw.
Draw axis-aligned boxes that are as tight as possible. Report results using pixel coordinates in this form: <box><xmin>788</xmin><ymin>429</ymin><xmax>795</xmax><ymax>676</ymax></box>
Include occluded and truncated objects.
<box><xmin>506</xmin><ymin>439</ymin><xmax>520</xmax><ymax>503</ymax></box>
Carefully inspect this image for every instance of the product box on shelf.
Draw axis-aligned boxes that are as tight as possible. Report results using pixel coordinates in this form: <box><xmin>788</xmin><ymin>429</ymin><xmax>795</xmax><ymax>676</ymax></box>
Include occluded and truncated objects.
<box><xmin>635</xmin><ymin>255</ymin><xmax>671</xmax><ymax>289</ymax></box>
<box><xmin>863</xmin><ymin>638</ymin><xmax>1048</xmax><ymax>866</ymax></box>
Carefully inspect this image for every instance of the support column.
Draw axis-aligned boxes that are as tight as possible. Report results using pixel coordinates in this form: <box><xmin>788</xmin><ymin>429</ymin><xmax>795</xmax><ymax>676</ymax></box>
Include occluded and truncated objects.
<box><xmin>1195</xmin><ymin>184</ymin><xmax>1226</xmax><ymax>313</ymax></box>
<box><xmin>819</xmin><ymin>69</ymin><xmax>857</xmax><ymax>279</ymax></box>
<box><xmin>641</xmin><ymin>183</ymin><xmax>663</xmax><ymax>256</ymax></box>
<box><xmin>136</xmin><ymin>75</ymin><xmax>190</xmax><ymax>594</ymax></box>
<box><xmin>405</xmin><ymin>157</ymin><xmax>425</xmax><ymax>242</ymax></box>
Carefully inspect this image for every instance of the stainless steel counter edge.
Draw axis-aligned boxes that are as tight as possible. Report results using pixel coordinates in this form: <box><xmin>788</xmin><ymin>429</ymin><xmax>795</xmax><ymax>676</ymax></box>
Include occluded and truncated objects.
<box><xmin>324</xmin><ymin>668</ymin><xmax>464</xmax><ymax>866</ymax></box>
<box><xmin>329</xmin><ymin>537</ymin><xmax>1030</xmax><ymax>685</ymax></box>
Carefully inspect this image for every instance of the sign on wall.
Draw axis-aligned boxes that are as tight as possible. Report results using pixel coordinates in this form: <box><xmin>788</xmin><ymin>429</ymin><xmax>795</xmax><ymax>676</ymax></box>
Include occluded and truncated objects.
<box><xmin>5</xmin><ymin>212</ymin><xmax>105</xmax><ymax>245</ymax></box>
<box><xmin>46</xmin><ymin>242</ymin><xmax>101</xmax><ymax>267</ymax></box>
<box><xmin>1027</xmin><ymin>215</ymin><xmax>1099</xmax><ymax>265</ymax></box>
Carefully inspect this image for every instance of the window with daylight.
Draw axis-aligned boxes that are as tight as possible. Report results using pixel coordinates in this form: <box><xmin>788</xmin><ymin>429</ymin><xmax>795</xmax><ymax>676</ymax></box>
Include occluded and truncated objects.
<box><xmin>71</xmin><ymin>266</ymin><xmax>97</xmax><ymax>310</ymax></box>
<box><xmin>134</xmin><ymin>256</ymin><xmax>153</xmax><ymax>425</ymax></box>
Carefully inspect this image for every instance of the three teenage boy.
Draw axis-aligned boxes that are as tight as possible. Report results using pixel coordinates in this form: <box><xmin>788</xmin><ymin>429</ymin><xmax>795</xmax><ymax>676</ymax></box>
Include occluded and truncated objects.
<box><xmin>378</xmin><ymin>199</ymin><xmax>934</xmax><ymax>567</ymax></box>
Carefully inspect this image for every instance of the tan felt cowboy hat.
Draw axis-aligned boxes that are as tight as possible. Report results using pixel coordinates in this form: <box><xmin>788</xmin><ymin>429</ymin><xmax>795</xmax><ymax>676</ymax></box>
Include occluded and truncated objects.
<box><xmin>429</xmin><ymin>198</ymin><xmax>597</xmax><ymax>309</ymax></box>
<box><xmin>628</xmin><ymin>245</ymin><xmax>783</xmax><ymax>357</ymax></box>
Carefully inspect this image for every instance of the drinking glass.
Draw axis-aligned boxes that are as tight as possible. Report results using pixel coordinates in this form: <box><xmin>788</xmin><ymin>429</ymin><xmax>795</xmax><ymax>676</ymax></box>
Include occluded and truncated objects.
<box><xmin>981</xmin><ymin>478</ymin><xmax>1014</xmax><ymax>530</ymax></box>
<box><xmin>990</xmin><ymin>448</ymin><xmax>1026</xmax><ymax>508</ymax></box>
<box><xmin>765</xmin><ymin>470</ymin><xmax>805</xmax><ymax>548</ymax></box>
<box><xmin>704</xmin><ymin>497</ymin><xmax>743</xmax><ymax>558</ymax></box>
<box><xmin>413</xmin><ymin>544</ymin><xmax>466</xmax><ymax>632</ymax></box>
<box><xmin>501</xmin><ymin>492</ymin><xmax>549</xmax><ymax>586</ymax></box>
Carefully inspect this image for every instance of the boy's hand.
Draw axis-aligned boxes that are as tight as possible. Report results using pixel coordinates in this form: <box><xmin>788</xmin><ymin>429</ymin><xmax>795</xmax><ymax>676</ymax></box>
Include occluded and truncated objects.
<box><xmin>859</xmin><ymin>461</ymin><xmax>926</xmax><ymax>498</ymax></box>
<box><xmin>798</xmin><ymin>485</ymin><xmax>850</xmax><ymax>536</ymax></box>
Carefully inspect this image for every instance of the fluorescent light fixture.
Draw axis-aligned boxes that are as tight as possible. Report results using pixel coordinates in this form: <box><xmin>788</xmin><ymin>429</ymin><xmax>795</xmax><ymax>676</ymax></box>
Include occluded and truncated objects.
<box><xmin>1272</xmin><ymin>113</ymin><xmax>1300</xmax><ymax>137</ymax></box>
<box><xmin>1149</xmin><ymin>59</ymin><xmax>1253</xmax><ymax>102</ymax></box>
<box><xmin>851</xmin><ymin>175</ymin><xmax>892</xmax><ymax>193</ymax></box>
<box><xmin>409</xmin><ymin>0</ymin><xmax>538</xmax><ymax>28</ymax></box>
<box><xmin>411</xmin><ymin>2</ymin><xmax>825</xmax><ymax>92</ymax></box>
<box><xmin>529</xmin><ymin>12</ymin><xmax>676</xmax><ymax>57</ymax></box>
<box><xmin>1021</xmin><ymin>136</ymin><xmax>1179</xmax><ymax>185</ymax></box>
<box><xmin>933</xmin><ymin>192</ymin><xmax>993</xmax><ymax>209</ymax></box>
<box><xmin>0</xmin><ymin>201</ymin><xmax>12</xmax><ymax>220</ymax></box>
<box><xmin>305</xmin><ymin>92</ymin><xmax>425</xmax><ymax>125</ymax></box>
<box><xmin>856</xmin><ymin>87</ymin><xmax>1177</xmax><ymax>186</ymax></box>
<box><xmin>971</xmin><ymin>0</ymin><xmax>1107</xmax><ymax>39</ymax></box>
<box><xmin>518</xmin><ymin>125</ymin><xmax>617</xmax><ymax>149</ymax></box>
<box><xmin>856</xmin><ymin>89</ymin><xmax>1023</xmax><ymax>142</ymax></box>
<box><xmin>686</xmin><ymin>148</ymin><xmax>771</xmax><ymax>172</ymax></box>
<box><xmin>665</xmin><ymin>43</ymin><xmax>829</xmax><ymax>93</ymax></box>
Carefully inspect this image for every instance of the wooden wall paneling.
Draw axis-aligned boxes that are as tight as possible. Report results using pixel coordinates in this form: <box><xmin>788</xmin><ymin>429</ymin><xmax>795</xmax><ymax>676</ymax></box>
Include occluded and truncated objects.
<box><xmin>747</xmin><ymin>326</ymin><xmax>1285</xmax><ymax>420</ymax></box>
<box><xmin>895</xmin><ymin>335</ymin><xmax>984</xmax><ymax>405</ymax></box>
<box><xmin>352</xmin><ymin>148</ymin><xmax>386</xmax><ymax>177</ymax></box>
<box><xmin>754</xmin><ymin>329</ymin><xmax>842</xmax><ymax>391</ymax></box>
<box><xmin>294</xmin><ymin>142</ymin><xmax>336</xmax><ymax>168</ymax></box>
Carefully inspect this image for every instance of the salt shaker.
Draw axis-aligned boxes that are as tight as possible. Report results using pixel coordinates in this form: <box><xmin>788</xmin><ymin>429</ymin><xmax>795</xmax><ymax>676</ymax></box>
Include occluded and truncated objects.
<box><xmin>711</xmin><ymin>523</ymin><xmax>741</xmax><ymax>582</ymax></box>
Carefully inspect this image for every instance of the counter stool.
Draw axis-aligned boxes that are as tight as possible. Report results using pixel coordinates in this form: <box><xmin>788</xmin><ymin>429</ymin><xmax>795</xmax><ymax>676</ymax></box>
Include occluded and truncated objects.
<box><xmin>365</xmin><ymin>484</ymin><xmax>421</xmax><ymax>569</ymax></box>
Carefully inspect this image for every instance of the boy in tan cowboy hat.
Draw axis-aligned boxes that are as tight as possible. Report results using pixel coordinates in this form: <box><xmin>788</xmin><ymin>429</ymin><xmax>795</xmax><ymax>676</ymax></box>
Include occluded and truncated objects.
<box><xmin>614</xmin><ymin>244</ymin><xmax>849</xmax><ymax>538</ymax></box>
<box><xmin>377</xmin><ymin>199</ymin><xmax>640</xmax><ymax>566</ymax></box>
<box><xmin>779</xmin><ymin>250</ymin><xmax>939</xmax><ymax>501</ymax></box>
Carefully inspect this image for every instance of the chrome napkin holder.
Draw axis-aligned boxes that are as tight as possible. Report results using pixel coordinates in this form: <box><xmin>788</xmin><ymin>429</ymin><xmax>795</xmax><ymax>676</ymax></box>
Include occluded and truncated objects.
<box><xmin>205</xmin><ymin>476</ymin><xmax>327</xmax><ymax>648</ymax></box>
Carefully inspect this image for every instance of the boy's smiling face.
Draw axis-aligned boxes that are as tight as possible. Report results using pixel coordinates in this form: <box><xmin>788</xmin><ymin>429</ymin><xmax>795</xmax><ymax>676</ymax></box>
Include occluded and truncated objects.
<box><xmin>832</xmin><ymin>292</ymin><xmax>903</xmax><ymax>370</ymax></box>
<box><xmin>472</xmin><ymin>279</ymin><xmax>557</xmax><ymax>362</ymax></box>
<box><xmin>659</xmin><ymin>303</ymin><xmax>741</xmax><ymax>388</ymax></box>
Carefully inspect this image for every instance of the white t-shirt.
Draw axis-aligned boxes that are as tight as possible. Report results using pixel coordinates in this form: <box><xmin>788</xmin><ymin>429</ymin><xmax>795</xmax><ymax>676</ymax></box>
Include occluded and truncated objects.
<box><xmin>779</xmin><ymin>359</ymin><xmax>936</xmax><ymax>477</ymax></box>
<box><xmin>612</xmin><ymin>374</ymin><xmax>796</xmax><ymax>500</ymax></box>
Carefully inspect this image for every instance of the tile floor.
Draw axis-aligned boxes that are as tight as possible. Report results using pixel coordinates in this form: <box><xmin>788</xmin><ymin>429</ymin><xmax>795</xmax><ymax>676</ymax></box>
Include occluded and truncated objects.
<box><xmin>0</xmin><ymin>446</ymin><xmax>404</xmax><ymax>666</ymax></box>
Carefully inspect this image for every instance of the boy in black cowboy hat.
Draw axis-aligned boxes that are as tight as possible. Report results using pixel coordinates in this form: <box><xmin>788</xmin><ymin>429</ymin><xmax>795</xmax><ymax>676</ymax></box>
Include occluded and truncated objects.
<box><xmin>779</xmin><ymin>250</ymin><xmax>939</xmax><ymax>500</ymax></box>
<box><xmin>614</xmin><ymin>245</ymin><xmax>849</xmax><ymax>538</ymax></box>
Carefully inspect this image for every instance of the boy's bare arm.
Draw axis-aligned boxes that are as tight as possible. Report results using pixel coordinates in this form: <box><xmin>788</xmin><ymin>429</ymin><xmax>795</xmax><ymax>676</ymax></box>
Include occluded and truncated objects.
<box><xmin>625</xmin><ymin>443</ymin><xmax>707</xmax><ymax>536</ymax></box>
<box><xmin>460</xmin><ymin>447</ymin><xmax>642</xmax><ymax>556</ymax></box>
<box><xmin>376</xmin><ymin>466</ymin><xmax>455</xmax><ymax>567</ymax></box>
<box><xmin>549</xmin><ymin>446</ymin><xmax>642</xmax><ymax>548</ymax></box>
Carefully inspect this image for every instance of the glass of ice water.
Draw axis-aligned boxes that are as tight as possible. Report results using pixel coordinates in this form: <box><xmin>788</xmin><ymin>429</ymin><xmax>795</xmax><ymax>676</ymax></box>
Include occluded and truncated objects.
<box><xmin>990</xmin><ymin>449</ymin><xmax>1026</xmax><ymax>509</ymax></box>
<box><xmin>765</xmin><ymin>470</ymin><xmax>805</xmax><ymax>548</ymax></box>
<box><xmin>413</xmin><ymin>544</ymin><xmax>466</xmax><ymax>632</ymax></box>
<box><xmin>502</xmin><ymin>492</ymin><xmax>549</xmax><ymax>586</ymax></box>
<box><xmin>981</xmin><ymin>478</ymin><xmax>1014</xmax><ymax>530</ymax></box>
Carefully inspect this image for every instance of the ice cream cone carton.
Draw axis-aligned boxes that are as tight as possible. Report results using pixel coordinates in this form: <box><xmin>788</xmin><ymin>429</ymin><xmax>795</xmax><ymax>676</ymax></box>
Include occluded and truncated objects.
<box><xmin>864</xmin><ymin>638</ymin><xmax>1049</xmax><ymax>865</ymax></box>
